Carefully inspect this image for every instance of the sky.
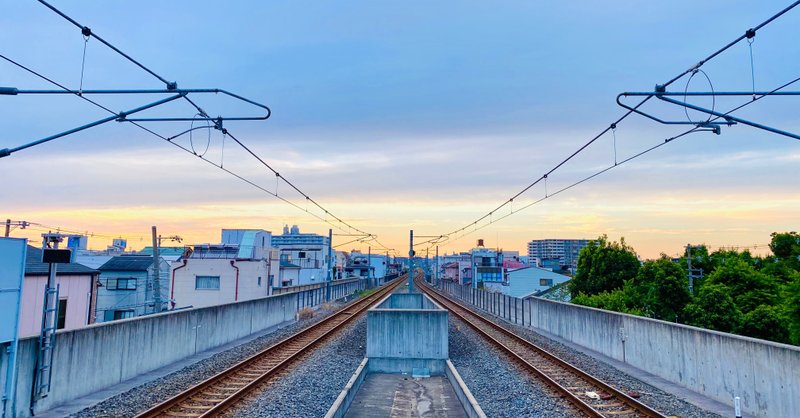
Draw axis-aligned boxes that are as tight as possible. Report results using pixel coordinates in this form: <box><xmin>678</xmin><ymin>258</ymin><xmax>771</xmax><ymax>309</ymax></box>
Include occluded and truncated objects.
<box><xmin>1</xmin><ymin>0</ymin><xmax>798</xmax><ymax>259</ymax></box>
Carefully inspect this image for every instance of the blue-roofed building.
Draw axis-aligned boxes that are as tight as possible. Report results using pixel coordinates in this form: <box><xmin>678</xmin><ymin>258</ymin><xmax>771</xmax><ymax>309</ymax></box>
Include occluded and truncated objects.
<box><xmin>484</xmin><ymin>266</ymin><xmax>570</xmax><ymax>299</ymax></box>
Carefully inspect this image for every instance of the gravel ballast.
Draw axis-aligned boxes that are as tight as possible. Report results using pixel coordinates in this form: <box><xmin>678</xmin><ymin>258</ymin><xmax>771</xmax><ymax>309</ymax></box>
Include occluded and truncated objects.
<box><xmin>69</xmin><ymin>301</ymin><xmax>349</xmax><ymax>418</ymax></box>
<box><xmin>447</xmin><ymin>294</ymin><xmax>724</xmax><ymax>418</ymax></box>
<box><xmin>231</xmin><ymin>316</ymin><xmax>368</xmax><ymax>417</ymax></box>
<box><xmin>449</xmin><ymin>320</ymin><xmax>576</xmax><ymax>417</ymax></box>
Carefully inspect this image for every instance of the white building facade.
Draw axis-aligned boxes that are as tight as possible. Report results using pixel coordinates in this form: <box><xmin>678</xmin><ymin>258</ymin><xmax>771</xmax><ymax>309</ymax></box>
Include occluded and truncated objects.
<box><xmin>170</xmin><ymin>229</ymin><xmax>278</xmax><ymax>310</ymax></box>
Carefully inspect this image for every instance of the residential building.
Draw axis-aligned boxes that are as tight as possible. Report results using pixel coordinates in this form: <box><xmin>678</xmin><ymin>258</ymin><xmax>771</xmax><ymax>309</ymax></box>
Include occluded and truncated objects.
<box><xmin>344</xmin><ymin>253</ymin><xmax>373</xmax><ymax>278</ymax></box>
<box><xmin>96</xmin><ymin>255</ymin><xmax>170</xmax><ymax>322</ymax></box>
<box><xmin>471</xmin><ymin>241</ymin><xmax>503</xmax><ymax>287</ymax></box>
<box><xmin>170</xmin><ymin>229</ymin><xmax>278</xmax><ymax>310</ymax></box>
<box><xmin>271</xmin><ymin>225</ymin><xmax>331</xmax><ymax>286</ymax></box>
<box><xmin>527</xmin><ymin>239</ymin><xmax>591</xmax><ymax>271</ymax></box>
<box><xmin>346</xmin><ymin>251</ymin><xmax>389</xmax><ymax>279</ymax></box>
<box><xmin>484</xmin><ymin>266</ymin><xmax>570</xmax><ymax>299</ymax></box>
<box><xmin>18</xmin><ymin>245</ymin><xmax>99</xmax><ymax>337</ymax></box>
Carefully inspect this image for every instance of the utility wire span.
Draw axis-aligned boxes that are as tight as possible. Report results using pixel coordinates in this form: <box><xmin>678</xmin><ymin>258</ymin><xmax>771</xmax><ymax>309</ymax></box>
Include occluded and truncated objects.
<box><xmin>6</xmin><ymin>1</ymin><xmax>385</xmax><ymax>248</ymax></box>
<box><xmin>431</xmin><ymin>70</ymin><xmax>800</xmax><ymax>252</ymax></box>
<box><xmin>425</xmin><ymin>1</ymin><xmax>800</xmax><ymax>248</ymax></box>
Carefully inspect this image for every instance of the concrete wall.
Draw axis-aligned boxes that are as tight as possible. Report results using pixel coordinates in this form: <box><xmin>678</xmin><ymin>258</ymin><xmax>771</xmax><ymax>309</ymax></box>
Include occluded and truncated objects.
<box><xmin>376</xmin><ymin>293</ymin><xmax>436</xmax><ymax>309</ymax></box>
<box><xmin>2</xmin><ymin>277</ymin><xmax>369</xmax><ymax>418</ymax></box>
<box><xmin>367</xmin><ymin>294</ymin><xmax>448</xmax><ymax>374</ymax></box>
<box><xmin>438</xmin><ymin>281</ymin><xmax>800</xmax><ymax>418</ymax></box>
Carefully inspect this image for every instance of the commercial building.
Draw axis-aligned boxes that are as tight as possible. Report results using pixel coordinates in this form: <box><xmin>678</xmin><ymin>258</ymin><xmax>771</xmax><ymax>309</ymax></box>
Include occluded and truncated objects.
<box><xmin>527</xmin><ymin>239</ymin><xmax>591</xmax><ymax>271</ymax></box>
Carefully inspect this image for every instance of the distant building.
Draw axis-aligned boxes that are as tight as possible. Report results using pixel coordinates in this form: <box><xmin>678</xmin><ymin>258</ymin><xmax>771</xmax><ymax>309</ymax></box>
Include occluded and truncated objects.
<box><xmin>344</xmin><ymin>253</ymin><xmax>373</xmax><ymax>278</ymax></box>
<box><xmin>346</xmin><ymin>251</ymin><xmax>389</xmax><ymax>279</ymax></box>
<box><xmin>271</xmin><ymin>225</ymin><xmax>330</xmax><ymax>286</ymax></box>
<box><xmin>484</xmin><ymin>266</ymin><xmax>570</xmax><ymax>299</ymax></box>
<box><xmin>527</xmin><ymin>239</ymin><xmax>591</xmax><ymax>271</ymax></box>
<box><xmin>18</xmin><ymin>245</ymin><xmax>99</xmax><ymax>337</ymax></box>
<box><xmin>170</xmin><ymin>229</ymin><xmax>278</xmax><ymax>309</ymax></box>
<box><xmin>96</xmin><ymin>255</ymin><xmax>170</xmax><ymax>322</ymax></box>
<box><xmin>137</xmin><ymin>246</ymin><xmax>187</xmax><ymax>262</ymax></box>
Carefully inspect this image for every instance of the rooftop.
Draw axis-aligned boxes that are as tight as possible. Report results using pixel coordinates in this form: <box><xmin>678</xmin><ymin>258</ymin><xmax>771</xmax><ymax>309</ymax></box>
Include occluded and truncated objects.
<box><xmin>98</xmin><ymin>256</ymin><xmax>154</xmax><ymax>271</ymax></box>
<box><xmin>25</xmin><ymin>245</ymin><xmax>98</xmax><ymax>276</ymax></box>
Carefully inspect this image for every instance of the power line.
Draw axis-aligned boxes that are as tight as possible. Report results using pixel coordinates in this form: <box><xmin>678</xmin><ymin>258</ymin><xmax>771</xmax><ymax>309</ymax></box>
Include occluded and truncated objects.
<box><xmin>5</xmin><ymin>1</ymin><xmax>384</xmax><ymax>247</ymax></box>
<box><xmin>423</xmin><ymin>1</ymin><xmax>800</xmax><ymax>250</ymax></box>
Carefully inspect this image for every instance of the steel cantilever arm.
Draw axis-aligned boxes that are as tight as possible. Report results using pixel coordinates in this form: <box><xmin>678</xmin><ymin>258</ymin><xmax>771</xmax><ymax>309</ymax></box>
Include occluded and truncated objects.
<box><xmin>617</xmin><ymin>91</ymin><xmax>800</xmax><ymax>140</ymax></box>
<box><xmin>0</xmin><ymin>88</ymin><xmax>272</xmax><ymax>158</ymax></box>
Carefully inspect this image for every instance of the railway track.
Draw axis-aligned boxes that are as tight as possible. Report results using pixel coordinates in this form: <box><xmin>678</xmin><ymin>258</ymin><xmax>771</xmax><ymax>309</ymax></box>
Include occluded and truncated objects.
<box><xmin>418</xmin><ymin>278</ymin><xmax>666</xmax><ymax>418</ymax></box>
<box><xmin>135</xmin><ymin>276</ymin><xmax>406</xmax><ymax>418</ymax></box>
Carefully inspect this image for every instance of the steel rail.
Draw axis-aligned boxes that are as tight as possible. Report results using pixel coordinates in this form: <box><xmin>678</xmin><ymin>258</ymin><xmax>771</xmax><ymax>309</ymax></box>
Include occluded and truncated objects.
<box><xmin>135</xmin><ymin>276</ymin><xmax>405</xmax><ymax>418</ymax></box>
<box><xmin>418</xmin><ymin>279</ymin><xmax>666</xmax><ymax>418</ymax></box>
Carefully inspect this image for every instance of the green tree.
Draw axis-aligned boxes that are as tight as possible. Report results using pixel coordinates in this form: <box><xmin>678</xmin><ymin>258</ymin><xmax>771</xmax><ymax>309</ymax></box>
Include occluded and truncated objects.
<box><xmin>784</xmin><ymin>272</ymin><xmax>800</xmax><ymax>344</ymax></box>
<box><xmin>571</xmin><ymin>235</ymin><xmax>640</xmax><ymax>296</ymax></box>
<box><xmin>738</xmin><ymin>305</ymin><xmax>790</xmax><ymax>343</ymax></box>
<box><xmin>634</xmin><ymin>256</ymin><xmax>691</xmax><ymax>321</ymax></box>
<box><xmin>705</xmin><ymin>258</ymin><xmax>780</xmax><ymax>313</ymax></box>
<box><xmin>684</xmin><ymin>284</ymin><xmax>742</xmax><ymax>333</ymax></box>
<box><xmin>571</xmin><ymin>284</ymin><xmax>644</xmax><ymax>316</ymax></box>
<box><xmin>770</xmin><ymin>231</ymin><xmax>800</xmax><ymax>259</ymax></box>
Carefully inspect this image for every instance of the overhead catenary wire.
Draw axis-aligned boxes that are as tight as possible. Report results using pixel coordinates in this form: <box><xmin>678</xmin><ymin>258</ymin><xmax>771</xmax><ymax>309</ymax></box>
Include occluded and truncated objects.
<box><xmin>424</xmin><ymin>1</ymin><xmax>800</xmax><ymax>249</ymax></box>
<box><xmin>430</xmin><ymin>71</ymin><xmax>800</xmax><ymax>252</ymax></box>
<box><xmin>6</xmin><ymin>1</ymin><xmax>384</xmax><ymax>247</ymax></box>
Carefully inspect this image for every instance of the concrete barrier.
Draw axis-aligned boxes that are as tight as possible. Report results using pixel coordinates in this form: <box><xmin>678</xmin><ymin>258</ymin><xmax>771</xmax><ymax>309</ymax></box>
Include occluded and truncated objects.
<box><xmin>1</xmin><ymin>278</ymin><xmax>370</xmax><ymax>418</ymax></box>
<box><xmin>445</xmin><ymin>359</ymin><xmax>487</xmax><ymax>418</ymax></box>
<box><xmin>323</xmin><ymin>358</ymin><xmax>370</xmax><ymax>418</ymax></box>
<box><xmin>439</xmin><ymin>281</ymin><xmax>800</xmax><ymax>418</ymax></box>
<box><xmin>366</xmin><ymin>293</ymin><xmax>448</xmax><ymax>374</ymax></box>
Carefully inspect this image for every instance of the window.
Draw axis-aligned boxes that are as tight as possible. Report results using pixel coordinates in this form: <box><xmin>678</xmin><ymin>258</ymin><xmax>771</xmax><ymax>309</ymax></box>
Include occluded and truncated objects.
<box><xmin>104</xmin><ymin>310</ymin><xmax>134</xmax><ymax>321</ymax></box>
<box><xmin>258</xmin><ymin>276</ymin><xmax>262</xmax><ymax>287</ymax></box>
<box><xmin>539</xmin><ymin>278</ymin><xmax>554</xmax><ymax>287</ymax></box>
<box><xmin>106</xmin><ymin>277</ymin><xmax>137</xmax><ymax>290</ymax></box>
<box><xmin>57</xmin><ymin>299</ymin><xmax>67</xmax><ymax>329</ymax></box>
<box><xmin>298</xmin><ymin>251</ymin><xmax>306</xmax><ymax>259</ymax></box>
<box><xmin>195</xmin><ymin>276</ymin><xmax>220</xmax><ymax>290</ymax></box>
<box><xmin>114</xmin><ymin>310</ymin><xmax>134</xmax><ymax>320</ymax></box>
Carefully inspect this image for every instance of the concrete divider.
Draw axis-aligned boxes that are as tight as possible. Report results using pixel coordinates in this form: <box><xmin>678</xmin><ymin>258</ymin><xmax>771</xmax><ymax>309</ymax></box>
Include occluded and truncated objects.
<box><xmin>1</xmin><ymin>278</ymin><xmax>370</xmax><ymax>418</ymax></box>
<box><xmin>438</xmin><ymin>281</ymin><xmax>800</xmax><ymax>418</ymax></box>
<box><xmin>323</xmin><ymin>358</ymin><xmax>370</xmax><ymax>418</ymax></box>
<box><xmin>367</xmin><ymin>293</ymin><xmax>448</xmax><ymax>374</ymax></box>
<box><xmin>445</xmin><ymin>359</ymin><xmax>486</xmax><ymax>418</ymax></box>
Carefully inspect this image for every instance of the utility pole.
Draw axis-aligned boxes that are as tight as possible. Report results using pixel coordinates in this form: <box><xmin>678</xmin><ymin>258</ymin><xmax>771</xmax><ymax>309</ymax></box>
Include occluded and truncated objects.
<box><xmin>151</xmin><ymin>226</ymin><xmax>163</xmax><ymax>313</ymax></box>
<box><xmin>4</xmin><ymin>219</ymin><xmax>10</xmax><ymax>237</ymax></box>
<box><xmin>35</xmin><ymin>232</ymin><xmax>69</xmax><ymax>399</ymax></box>
<box><xmin>368</xmin><ymin>246</ymin><xmax>372</xmax><ymax>288</ymax></box>
<box><xmin>435</xmin><ymin>245</ymin><xmax>439</xmax><ymax>288</ymax></box>
<box><xmin>686</xmin><ymin>244</ymin><xmax>704</xmax><ymax>295</ymax></box>
<box><xmin>326</xmin><ymin>229</ymin><xmax>333</xmax><ymax>301</ymax></box>
<box><xmin>409</xmin><ymin>230</ymin><xmax>414</xmax><ymax>293</ymax></box>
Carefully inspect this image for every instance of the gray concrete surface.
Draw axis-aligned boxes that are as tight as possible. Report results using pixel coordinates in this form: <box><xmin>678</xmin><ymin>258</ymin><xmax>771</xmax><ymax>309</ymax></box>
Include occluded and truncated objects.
<box><xmin>367</xmin><ymin>293</ymin><xmax>448</xmax><ymax>373</ymax></box>
<box><xmin>344</xmin><ymin>374</ymin><xmax>468</xmax><ymax>418</ymax></box>
<box><xmin>440</xmin><ymin>281</ymin><xmax>800</xmax><ymax>418</ymax></box>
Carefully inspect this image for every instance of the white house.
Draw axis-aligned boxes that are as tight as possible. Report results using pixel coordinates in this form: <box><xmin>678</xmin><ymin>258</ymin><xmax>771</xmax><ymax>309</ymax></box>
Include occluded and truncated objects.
<box><xmin>170</xmin><ymin>229</ymin><xmax>278</xmax><ymax>310</ymax></box>
<box><xmin>484</xmin><ymin>266</ymin><xmax>570</xmax><ymax>298</ymax></box>
<box><xmin>271</xmin><ymin>225</ymin><xmax>331</xmax><ymax>286</ymax></box>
